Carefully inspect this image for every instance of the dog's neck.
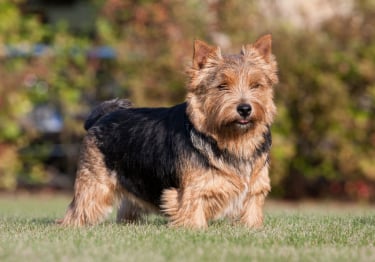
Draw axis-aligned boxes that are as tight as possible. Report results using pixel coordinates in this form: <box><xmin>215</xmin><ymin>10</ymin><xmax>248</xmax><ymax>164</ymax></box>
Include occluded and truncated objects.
<box><xmin>187</xmin><ymin>117</ymin><xmax>271</xmax><ymax>176</ymax></box>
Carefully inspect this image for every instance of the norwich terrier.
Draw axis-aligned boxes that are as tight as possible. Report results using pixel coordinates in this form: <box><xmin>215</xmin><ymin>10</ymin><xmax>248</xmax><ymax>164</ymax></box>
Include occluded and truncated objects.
<box><xmin>59</xmin><ymin>34</ymin><xmax>278</xmax><ymax>229</ymax></box>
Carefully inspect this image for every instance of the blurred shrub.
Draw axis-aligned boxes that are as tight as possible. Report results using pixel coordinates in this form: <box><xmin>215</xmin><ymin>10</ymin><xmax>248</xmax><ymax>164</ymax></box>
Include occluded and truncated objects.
<box><xmin>271</xmin><ymin>0</ymin><xmax>375</xmax><ymax>199</ymax></box>
<box><xmin>0</xmin><ymin>1</ymin><xmax>97</xmax><ymax>189</ymax></box>
<box><xmin>0</xmin><ymin>1</ymin><xmax>44</xmax><ymax>189</ymax></box>
<box><xmin>95</xmin><ymin>0</ymin><xmax>211</xmax><ymax>106</ymax></box>
<box><xmin>0</xmin><ymin>0</ymin><xmax>374</xmax><ymax>200</ymax></box>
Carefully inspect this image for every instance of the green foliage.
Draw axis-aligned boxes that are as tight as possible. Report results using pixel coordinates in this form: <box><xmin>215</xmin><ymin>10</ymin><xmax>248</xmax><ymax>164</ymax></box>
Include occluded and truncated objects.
<box><xmin>0</xmin><ymin>1</ymin><xmax>96</xmax><ymax>189</ymax></box>
<box><xmin>0</xmin><ymin>0</ymin><xmax>374</xmax><ymax>199</ymax></box>
<box><xmin>269</xmin><ymin>0</ymin><xmax>375</xmax><ymax>197</ymax></box>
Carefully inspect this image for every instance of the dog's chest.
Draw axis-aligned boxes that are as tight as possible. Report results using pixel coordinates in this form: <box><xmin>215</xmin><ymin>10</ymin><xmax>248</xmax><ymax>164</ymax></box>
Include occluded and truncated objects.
<box><xmin>220</xmin><ymin>175</ymin><xmax>251</xmax><ymax>218</ymax></box>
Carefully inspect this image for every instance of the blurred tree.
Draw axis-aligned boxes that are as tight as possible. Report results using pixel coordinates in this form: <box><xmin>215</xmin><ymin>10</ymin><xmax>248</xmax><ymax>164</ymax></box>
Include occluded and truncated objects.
<box><xmin>0</xmin><ymin>0</ymin><xmax>46</xmax><ymax>189</ymax></box>
<box><xmin>0</xmin><ymin>0</ymin><xmax>374</xmax><ymax>200</ymax></box>
<box><xmin>95</xmin><ymin>0</ymin><xmax>211</xmax><ymax>106</ymax></box>
<box><xmin>274</xmin><ymin>0</ymin><xmax>375</xmax><ymax>199</ymax></box>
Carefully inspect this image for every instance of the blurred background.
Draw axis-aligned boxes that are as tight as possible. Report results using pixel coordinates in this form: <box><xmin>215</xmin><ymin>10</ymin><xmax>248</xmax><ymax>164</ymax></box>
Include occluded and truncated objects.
<box><xmin>0</xmin><ymin>0</ymin><xmax>374</xmax><ymax>202</ymax></box>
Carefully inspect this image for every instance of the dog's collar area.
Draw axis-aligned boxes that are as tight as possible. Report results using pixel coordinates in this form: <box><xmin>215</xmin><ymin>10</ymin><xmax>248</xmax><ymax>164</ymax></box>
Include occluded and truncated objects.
<box><xmin>186</xmin><ymin>117</ymin><xmax>271</xmax><ymax>172</ymax></box>
<box><xmin>186</xmin><ymin>118</ymin><xmax>247</xmax><ymax>164</ymax></box>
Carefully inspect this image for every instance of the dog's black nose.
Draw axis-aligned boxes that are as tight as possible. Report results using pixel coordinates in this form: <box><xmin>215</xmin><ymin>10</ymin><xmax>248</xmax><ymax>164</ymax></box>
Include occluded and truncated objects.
<box><xmin>237</xmin><ymin>103</ymin><xmax>252</xmax><ymax>117</ymax></box>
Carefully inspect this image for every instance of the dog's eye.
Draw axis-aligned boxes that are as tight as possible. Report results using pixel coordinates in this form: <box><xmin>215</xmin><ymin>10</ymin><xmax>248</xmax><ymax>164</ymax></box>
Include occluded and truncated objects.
<box><xmin>217</xmin><ymin>83</ymin><xmax>228</xmax><ymax>90</ymax></box>
<box><xmin>251</xmin><ymin>83</ymin><xmax>262</xmax><ymax>89</ymax></box>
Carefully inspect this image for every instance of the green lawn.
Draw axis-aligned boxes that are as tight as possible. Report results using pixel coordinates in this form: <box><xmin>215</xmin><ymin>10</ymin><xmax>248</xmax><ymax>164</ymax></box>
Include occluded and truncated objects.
<box><xmin>0</xmin><ymin>195</ymin><xmax>374</xmax><ymax>262</ymax></box>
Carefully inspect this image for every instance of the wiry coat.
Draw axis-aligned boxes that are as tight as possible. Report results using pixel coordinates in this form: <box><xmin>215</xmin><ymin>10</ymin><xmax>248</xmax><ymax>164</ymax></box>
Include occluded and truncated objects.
<box><xmin>60</xmin><ymin>34</ymin><xmax>278</xmax><ymax>228</ymax></box>
<box><xmin>86</xmin><ymin>102</ymin><xmax>271</xmax><ymax>207</ymax></box>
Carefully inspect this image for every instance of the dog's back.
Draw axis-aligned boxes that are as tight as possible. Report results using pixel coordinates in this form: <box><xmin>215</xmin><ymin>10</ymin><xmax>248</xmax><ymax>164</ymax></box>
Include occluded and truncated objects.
<box><xmin>88</xmin><ymin>102</ymin><xmax>203</xmax><ymax>206</ymax></box>
<box><xmin>84</xmin><ymin>98</ymin><xmax>132</xmax><ymax>131</ymax></box>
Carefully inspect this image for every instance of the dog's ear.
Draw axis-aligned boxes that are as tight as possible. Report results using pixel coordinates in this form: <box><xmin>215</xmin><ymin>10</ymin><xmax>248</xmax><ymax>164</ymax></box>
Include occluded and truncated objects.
<box><xmin>253</xmin><ymin>34</ymin><xmax>272</xmax><ymax>62</ymax></box>
<box><xmin>193</xmin><ymin>40</ymin><xmax>222</xmax><ymax>69</ymax></box>
<box><xmin>242</xmin><ymin>34</ymin><xmax>272</xmax><ymax>62</ymax></box>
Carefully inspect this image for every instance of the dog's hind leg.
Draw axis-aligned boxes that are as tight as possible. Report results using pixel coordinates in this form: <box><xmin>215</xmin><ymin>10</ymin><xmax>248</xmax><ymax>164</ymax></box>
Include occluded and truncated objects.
<box><xmin>59</xmin><ymin>135</ymin><xmax>120</xmax><ymax>226</ymax></box>
<box><xmin>116</xmin><ymin>197</ymin><xmax>145</xmax><ymax>223</ymax></box>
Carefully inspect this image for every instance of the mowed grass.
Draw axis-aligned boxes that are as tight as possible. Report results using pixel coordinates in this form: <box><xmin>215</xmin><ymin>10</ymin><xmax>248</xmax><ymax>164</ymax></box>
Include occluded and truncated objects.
<box><xmin>1</xmin><ymin>195</ymin><xmax>374</xmax><ymax>262</ymax></box>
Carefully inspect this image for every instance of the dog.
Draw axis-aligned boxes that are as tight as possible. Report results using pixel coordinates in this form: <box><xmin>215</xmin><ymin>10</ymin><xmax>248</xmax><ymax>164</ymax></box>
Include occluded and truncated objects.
<box><xmin>60</xmin><ymin>34</ymin><xmax>278</xmax><ymax>229</ymax></box>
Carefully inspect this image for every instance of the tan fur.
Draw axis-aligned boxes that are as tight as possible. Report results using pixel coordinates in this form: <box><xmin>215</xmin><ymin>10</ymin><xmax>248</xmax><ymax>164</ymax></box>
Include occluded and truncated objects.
<box><xmin>162</xmin><ymin>34</ymin><xmax>278</xmax><ymax>229</ymax></box>
<box><xmin>162</xmin><ymin>168</ymin><xmax>246</xmax><ymax>229</ymax></box>
<box><xmin>59</xmin><ymin>135</ymin><xmax>119</xmax><ymax>226</ymax></box>
<box><xmin>240</xmin><ymin>163</ymin><xmax>271</xmax><ymax>227</ymax></box>
<box><xmin>162</xmin><ymin>159</ymin><xmax>271</xmax><ymax>229</ymax></box>
<box><xmin>59</xmin><ymin>135</ymin><xmax>158</xmax><ymax>226</ymax></box>
<box><xmin>60</xmin><ymin>35</ymin><xmax>277</xmax><ymax>229</ymax></box>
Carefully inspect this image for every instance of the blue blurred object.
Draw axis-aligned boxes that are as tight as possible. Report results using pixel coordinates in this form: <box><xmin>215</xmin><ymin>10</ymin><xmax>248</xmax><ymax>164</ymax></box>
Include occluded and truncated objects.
<box><xmin>31</xmin><ymin>104</ymin><xmax>64</xmax><ymax>133</ymax></box>
<box><xmin>3</xmin><ymin>44</ymin><xmax>116</xmax><ymax>59</ymax></box>
<box><xmin>33</xmin><ymin>44</ymin><xmax>51</xmax><ymax>57</ymax></box>
<box><xmin>87</xmin><ymin>46</ymin><xmax>116</xmax><ymax>59</ymax></box>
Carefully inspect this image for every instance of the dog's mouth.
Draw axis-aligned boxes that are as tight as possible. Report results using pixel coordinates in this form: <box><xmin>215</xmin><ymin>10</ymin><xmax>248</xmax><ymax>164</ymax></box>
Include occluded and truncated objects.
<box><xmin>234</xmin><ymin>119</ymin><xmax>253</xmax><ymax>129</ymax></box>
<box><xmin>237</xmin><ymin>119</ymin><xmax>250</xmax><ymax>125</ymax></box>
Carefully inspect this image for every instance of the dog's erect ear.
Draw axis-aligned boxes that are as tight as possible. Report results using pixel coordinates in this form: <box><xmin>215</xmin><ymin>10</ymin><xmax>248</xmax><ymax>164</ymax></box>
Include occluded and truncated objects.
<box><xmin>253</xmin><ymin>34</ymin><xmax>272</xmax><ymax>61</ymax></box>
<box><xmin>242</xmin><ymin>34</ymin><xmax>272</xmax><ymax>62</ymax></box>
<box><xmin>193</xmin><ymin>40</ymin><xmax>222</xmax><ymax>69</ymax></box>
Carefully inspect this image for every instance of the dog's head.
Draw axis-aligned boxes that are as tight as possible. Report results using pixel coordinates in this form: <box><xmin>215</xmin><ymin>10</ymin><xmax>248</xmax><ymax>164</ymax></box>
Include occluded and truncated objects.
<box><xmin>186</xmin><ymin>35</ymin><xmax>278</xmax><ymax>140</ymax></box>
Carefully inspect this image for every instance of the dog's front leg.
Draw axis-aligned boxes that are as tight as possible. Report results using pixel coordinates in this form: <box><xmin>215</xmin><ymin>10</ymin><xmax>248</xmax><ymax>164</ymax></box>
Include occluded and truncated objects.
<box><xmin>162</xmin><ymin>168</ymin><xmax>245</xmax><ymax>229</ymax></box>
<box><xmin>240</xmin><ymin>165</ymin><xmax>271</xmax><ymax>228</ymax></box>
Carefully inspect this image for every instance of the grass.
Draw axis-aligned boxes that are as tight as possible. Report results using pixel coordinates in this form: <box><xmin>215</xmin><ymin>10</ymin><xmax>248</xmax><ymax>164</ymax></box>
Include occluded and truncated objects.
<box><xmin>1</xmin><ymin>195</ymin><xmax>374</xmax><ymax>262</ymax></box>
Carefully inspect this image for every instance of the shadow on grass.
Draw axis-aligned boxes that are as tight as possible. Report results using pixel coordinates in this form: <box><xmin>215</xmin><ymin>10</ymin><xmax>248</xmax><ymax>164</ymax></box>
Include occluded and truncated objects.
<box><xmin>31</xmin><ymin>217</ymin><xmax>58</xmax><ymax>225</ymax></box>
<box><xmin>2</xmin><ymin>214</ymin><xmax>170</xmax><ymax>228</ymax></box>
<box><xmin>352</xmin><ymin>216</ymin><xmax>375</xmax><ymax>225</ymax></box>
<box><xmin>23</xmin><ymin>217</ymin><xmax>57</xmax><ymax>225</ymax></box>
<box><xmin>114</xmin><ymin>214</ymin><xmax>169</xmax><ymax>227</ymax></box>
<box><xmin>1</xmin><ymin>216</ymin><xmax>58</xmax><ymax>227</ymax></box>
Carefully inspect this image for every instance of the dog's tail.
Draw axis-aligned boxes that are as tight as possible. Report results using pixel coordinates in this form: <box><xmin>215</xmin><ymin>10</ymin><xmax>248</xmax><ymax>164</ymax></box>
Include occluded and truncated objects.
<box><xmin>84</xmin><ymin>98</ymin><xmax>132</xmax><ymax>131</ymax></box>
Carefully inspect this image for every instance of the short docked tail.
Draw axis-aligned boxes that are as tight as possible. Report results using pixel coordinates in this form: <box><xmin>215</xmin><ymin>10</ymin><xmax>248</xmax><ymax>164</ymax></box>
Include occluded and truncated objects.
<box><xmin>84</xmin><ymin>98</ymin><xmax>132</xmax><ymax>130</ymax></box>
